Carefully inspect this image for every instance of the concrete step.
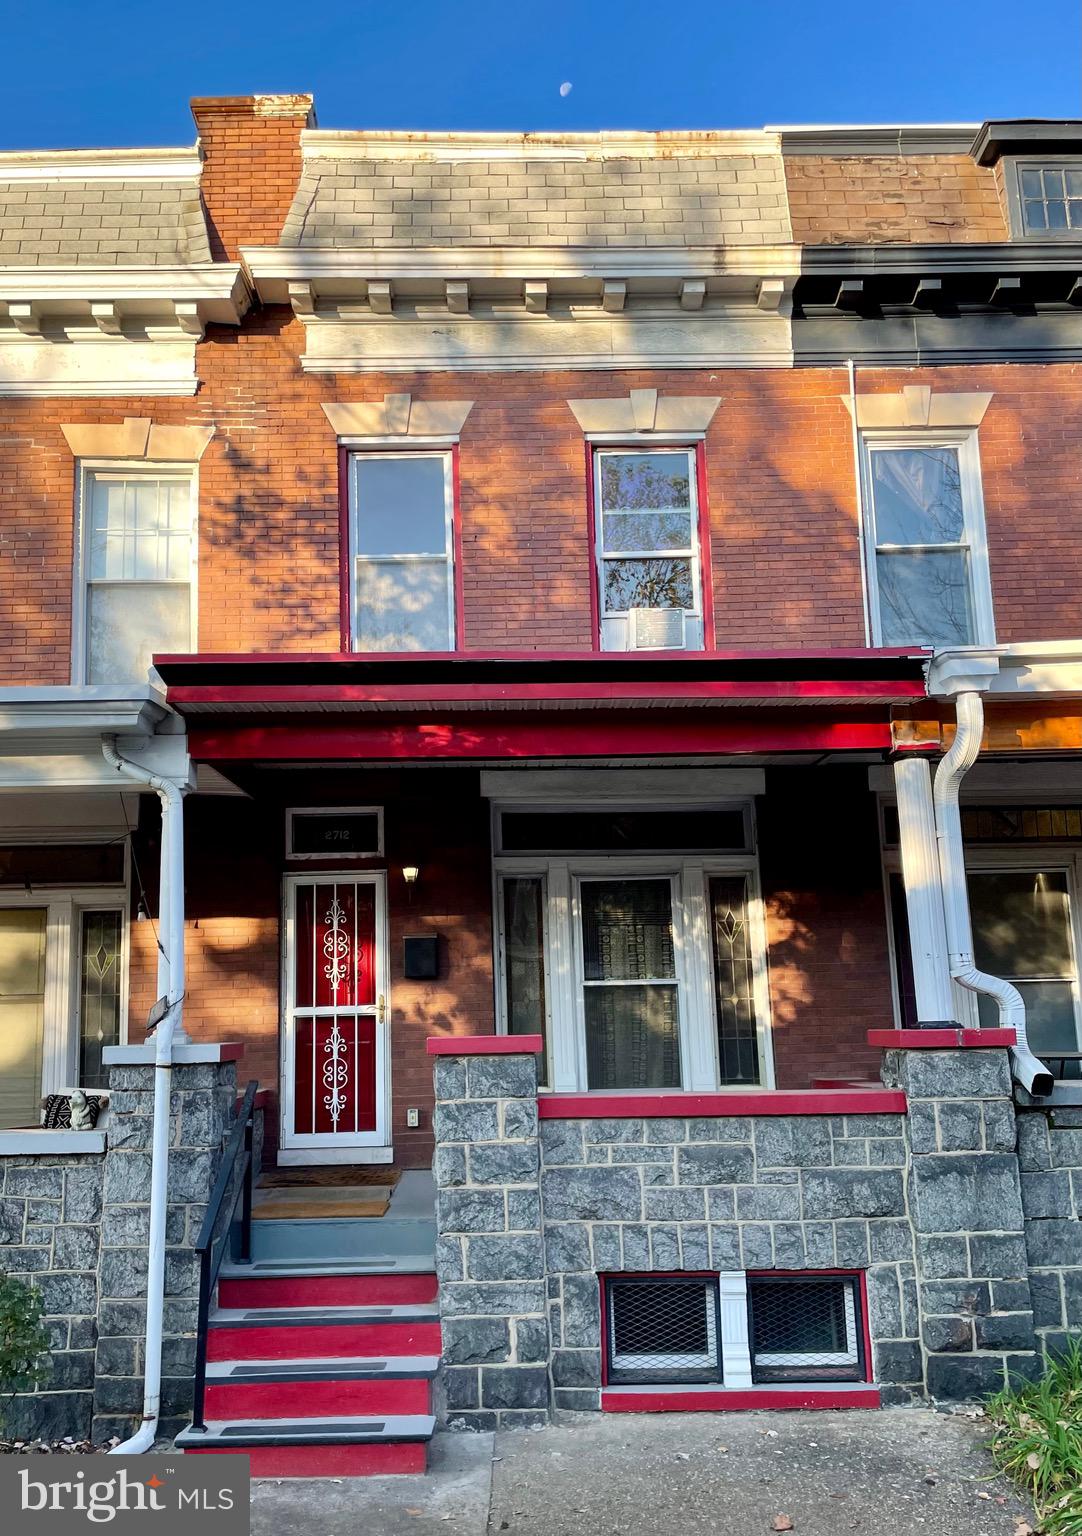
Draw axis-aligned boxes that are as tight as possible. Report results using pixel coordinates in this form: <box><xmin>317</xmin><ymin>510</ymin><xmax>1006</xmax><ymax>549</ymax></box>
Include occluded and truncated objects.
<box><xmin>218</xmin><ymin>1269</ymin><xmax>437</xmax><ymax>1310</ymax></box>
<box><xmin>206</xmin><ymin>1302</ymin><xmax>442</xmax><ymax>1362</ymax></box>
<box><xmin>204</xmin><ymin>1355</ymin><xmax>437</xmax><ymax>1419</ymax></box>
<box><xmin>249</xmin><ymin>1215</ymin><xmax>437</xmax><ymax>1264</ymax></box>
<box><xmin>177</xmin><ymin>1413</ymin><xmax>435</xmax><ymax>1478</ymax></box>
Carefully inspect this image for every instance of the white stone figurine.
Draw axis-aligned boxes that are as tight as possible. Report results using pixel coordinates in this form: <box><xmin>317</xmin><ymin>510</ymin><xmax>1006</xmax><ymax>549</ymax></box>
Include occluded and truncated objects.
<box><xmin>68</xmin><ymin>1089</ymin><xmax>95</xmax><ymax>1131</ymax></box>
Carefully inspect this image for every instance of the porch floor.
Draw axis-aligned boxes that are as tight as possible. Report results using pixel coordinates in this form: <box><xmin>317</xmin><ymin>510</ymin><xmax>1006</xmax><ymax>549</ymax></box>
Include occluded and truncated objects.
<box><xmin>238</xmin><ymin>1171</ymin><xmax>437</xmax><ymax>1270</ymax></box>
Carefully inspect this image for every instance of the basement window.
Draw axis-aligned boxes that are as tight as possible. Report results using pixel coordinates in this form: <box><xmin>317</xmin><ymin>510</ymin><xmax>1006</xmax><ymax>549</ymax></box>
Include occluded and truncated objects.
<box><xmin>602</xmin><ymin>1271</ymin><xmax>871</xmax><ymax>1389</ymax></box>
<box><xmin>604</xmin><ymin>1276</ymin><xmax>721</xmax><ymax>1385</ymax></box>
<box><xmin>747</xmin><ymin>1274</ymin><xmax>865</xmax><ymax>1384</ymax></box>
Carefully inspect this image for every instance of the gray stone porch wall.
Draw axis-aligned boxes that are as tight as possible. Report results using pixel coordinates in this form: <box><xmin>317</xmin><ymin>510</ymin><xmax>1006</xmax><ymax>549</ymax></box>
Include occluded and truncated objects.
<box><xmin>0</xmin><ymin>1053</ymin><xmax>243</xmax><ymax>1444</ymax></box>
<box><xmin>431</xmin><ymin>1040</ymin><xmax>1081</xmax><ymax>1420</ymax></box>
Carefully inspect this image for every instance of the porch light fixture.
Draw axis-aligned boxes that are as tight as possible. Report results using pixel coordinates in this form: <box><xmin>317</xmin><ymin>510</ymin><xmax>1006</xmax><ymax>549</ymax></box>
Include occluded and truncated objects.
<box><xmin>402</xmin><ymin>865</ymin><xmax>420</xmax><ymax>884</ymax></box>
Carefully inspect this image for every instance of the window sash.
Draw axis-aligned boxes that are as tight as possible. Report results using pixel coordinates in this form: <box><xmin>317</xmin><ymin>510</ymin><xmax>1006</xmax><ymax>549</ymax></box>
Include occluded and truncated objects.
<box><xmin>75</xmin><ymin>465</ymin><xmax>197</xmax><ymax>685</ymax></box>
<box><xmin>594</xmin><ymin>448</ymin><xmax>702</xmax><ymax>621</ymax></box>
<box><xmin>349</xmin><ymin>452</ymin><xmax>456</xmax><ymax>652</ymax></box>
<box><xmin>860</xmin><ymin>433</ymin><xmax>994</xmax><ymax>648</ymax></box>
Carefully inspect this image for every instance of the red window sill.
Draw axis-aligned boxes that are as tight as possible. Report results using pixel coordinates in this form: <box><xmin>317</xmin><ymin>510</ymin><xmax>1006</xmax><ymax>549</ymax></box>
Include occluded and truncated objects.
<box><xmin>537</xmin><ymin>1089</ymin><xmax>906</xmax><ymax>1119</ymax></box>
<box><xmin>601</xmin><ymin>1384</ymin><xmax>881</xmax><ymax>1412</ymax></box>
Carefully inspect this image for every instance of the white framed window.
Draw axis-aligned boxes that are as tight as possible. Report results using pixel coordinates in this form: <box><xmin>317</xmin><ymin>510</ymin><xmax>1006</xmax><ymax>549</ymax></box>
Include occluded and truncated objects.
<box><xmin>349</xmin><ymin>452</ymin><xmax>456</xmax><ymax>652</ymax></box>
<box><xmin>881</xmin><ymin>805</ymin><xmax>1082</xmax><ymax>1077</ymax></box>
<box><xmin>0</xmin><ymin>884</ymin><xmax>129</xmax><ymax>1129</ymax></box>
<box><xmin>859</xmin><ymin>433</ymin><xmax>995</xmax><ymax>648</ymax></box>
<box><xmin>493</xmin><ymin>803</ymin><xmax>772</xmax><ymax>1093</ymax></box>
<box><xmin>74</xmin><ymin>464</ymin><xmax>197</xmax><ymax>685</ymax></box>
<box><xmin>594</xmin><ymin>448</ymin><xmax>704</xmax><ymax>651</ymax></box>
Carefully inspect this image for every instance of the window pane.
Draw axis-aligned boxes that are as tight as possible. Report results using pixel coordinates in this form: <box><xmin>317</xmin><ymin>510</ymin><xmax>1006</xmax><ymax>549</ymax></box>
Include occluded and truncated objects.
<box><xmin>1043</xmin><ymin>169</ymin><xmax>1066</xmax><ymax>198</ymax></box>
<box><xmin>89</xmin><ymin>476</ymin><xmax>192</xmax><ymax>582</ymax></box>
<box><xmin>79</xmin><ymin>910</ymin><xmax>122</xmax><ymax>1090</ymax></box>
<box><xmin>600</xmin><ymin>454</ymin><xmax>691</xmax><ymax>512</ymax></box>
<box><xmin>969</xmin><ymin>869</ymin><xmax>1074</xmax><ymax>978</ymax></box>
<box><xmin>87</xmin><ymin>583</ymin><xmax>191</xmax><ymax>683</ymax></box>
<box><xmin>603</xmin><ymin>557</ymin><xmax>694</xmax><ymax>613</ymax></box>
<box><xmin>1025</xmin><ymin>200</ymin><xmax>1048</xmax><ymax>230</ymax></box>
<box><xmin>709</xmin><ymin>875</ymin><xmax>761</xmax><ymax>1084</ymax></box>
<box><xmin>0</xmin><ymin>908</ymin><xmax>46</xmax><ymax>1130</ymax></box>
<box><xmin>1020</xmin><ymin>169</ymin><xmax>1044</xmax><ymax>198</ymax></box>
<box><xmin>875</xmin><ymin>549</ymin><xmax>974</xmax><ymax>646</ymax></box>
<box><xmin>503</xmin><ymin>877</ymin><xmax>547</xmax><ymax>1085</ymax></box>
<box><xmin>1066</xmin><ymin>170</ymin><xmax>1082</xmax><ymax>196</ymax></box>
<box><xmin>584</xmin><ymin>983</ymin><xmax>681</xmax><ymax>1089</ymax></box>
<box><xmin>870</xmin><ymin>447</ymin><xmax>965</xmax><ymax>546</ymax></box>
<box><xmin>1047</xmin><ymin>200</ymin><xmax>1069</xmax><ymax>229</ymax></box>
<box><xmin>1070</xmin><ymin>201</ymin><xmax>1082</xmax><ymax>229</ymax></box>
<box><xmin>354</xmin><ymin>457</ymin><xmax>449</xmax><ymax>556</ymax></box>
<box><xmin>602</xmin><ymin>509</ymin><xmax>693</xmax><ymax>553</ymax></box>
<box><xmin>581</xmin><ymin>879</ymin><xmax>675</xmax><ymax>981</ymax></box>
<box><xmin>355</xmin><ymin>557</ymin><xmax>451</xmax><ymax>651</ymax></box>
<box><xmin>977</xmin><ymin>982</ymin><xmax>1079</xmax><ymax>1059</ymax></box>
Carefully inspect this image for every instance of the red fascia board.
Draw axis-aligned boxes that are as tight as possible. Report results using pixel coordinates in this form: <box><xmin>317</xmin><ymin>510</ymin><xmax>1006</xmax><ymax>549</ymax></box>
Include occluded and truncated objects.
<box><xmin>601</xmin><ymin>1387</ymin><xmax>881</xmax><ymax>1412</ymax></box>
<box><xmin>427</xmin><ymin>1033</ymin><xmax>544</xmax><ymax>1056</ymax></box>
<box><xmin>167</xmin><ymin>678</ymin><xmax>925</xmax><ymax>708</ymax></box>
<box><xmin>867</xmin><ymin>1028</ymin><xmax>1016</xmax><ymax>1049</ymax></box>
<box><xmin>154</xmin><ymin>645</ymin><xmax>929</xmax><ymax>670</ymax></box>
<box><xmin>538</xmin><ymin>1089</ymin><xmax>907</xmax><ymax>1118</ymax></box>
<box><xmin>187</xmin><ymin>714</ymin><xmax>895</xmax><ymax>762</ymax></box>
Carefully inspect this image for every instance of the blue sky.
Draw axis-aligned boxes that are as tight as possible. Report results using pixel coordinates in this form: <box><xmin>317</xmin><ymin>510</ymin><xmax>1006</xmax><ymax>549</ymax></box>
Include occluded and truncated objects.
<box><xmin>2</xmin><ymin>0</ymin><xmax>1080</xmax><ymax>149</ymax></box>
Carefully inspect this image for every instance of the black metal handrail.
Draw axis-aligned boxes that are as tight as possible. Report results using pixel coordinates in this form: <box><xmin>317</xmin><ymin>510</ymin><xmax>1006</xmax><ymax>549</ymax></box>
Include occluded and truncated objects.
<box><xmin>190</xmin><ymin>1079</ymin><xmax>259</xmax><ymax>1433</ymax></box>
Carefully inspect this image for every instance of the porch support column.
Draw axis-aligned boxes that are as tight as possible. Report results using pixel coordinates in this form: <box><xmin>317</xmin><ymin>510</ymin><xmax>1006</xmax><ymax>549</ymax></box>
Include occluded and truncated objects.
<box><xmin>894</xmin><ymin>756</ymin><xmax>955</xmax><ymax>1026</ymax></box>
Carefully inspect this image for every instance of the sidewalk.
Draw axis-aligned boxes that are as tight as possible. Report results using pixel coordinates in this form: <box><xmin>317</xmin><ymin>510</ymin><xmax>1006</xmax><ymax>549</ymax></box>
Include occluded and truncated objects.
<box><xmin>250</xmin><ymin>1408</ymin><xmax>1034</xmax><ymax>1536</ymax></box>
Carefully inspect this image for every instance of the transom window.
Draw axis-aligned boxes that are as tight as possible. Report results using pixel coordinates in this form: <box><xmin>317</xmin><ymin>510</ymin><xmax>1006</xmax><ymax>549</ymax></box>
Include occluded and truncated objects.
<box><xmin>349</xmin><ymin>452</ymin><xmax>456</xmax><ymax>652</ymax></box>
<box><xmin>1016</xmin><ymin>164</ymin><xmax>1082</xmax><ymax>234</ymax></box>
<box><xmin>494</xmin><ymin>804</ymin><xmax>771</xmax><ymax>1093</ymax></box>
<box><xmin>594</xmin><ymin>448</ymin><xmax>704</xmax><ymax>651</ymax></box>
<box><xmin>860</xmin><ymin>435</ymin><xmax>994</xmax><ymax>648</ymax></box>
<box><xmin>77</xmin><ymin>467</ymin><xmax>196</xmax><ymax>684</ymax></box>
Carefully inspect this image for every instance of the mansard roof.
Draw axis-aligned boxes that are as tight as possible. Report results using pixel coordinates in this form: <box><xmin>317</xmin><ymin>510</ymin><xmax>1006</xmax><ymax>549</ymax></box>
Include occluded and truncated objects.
<box><xmin>279</xmin><ymin>130</ymin><xmax>793</xmax><ymax>250</ymax></box>
<box><xmin>0</xmin><ymin>148</ymin><xmax>212</xmax><ymax>266</ymax></box>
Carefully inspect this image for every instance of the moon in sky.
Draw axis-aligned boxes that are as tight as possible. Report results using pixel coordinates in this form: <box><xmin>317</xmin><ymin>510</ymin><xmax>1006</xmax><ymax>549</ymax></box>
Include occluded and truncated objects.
<box><xmin>559</xmin><ymin>82</ymin><xmax>573</xmax><ymax>97</ymax></box>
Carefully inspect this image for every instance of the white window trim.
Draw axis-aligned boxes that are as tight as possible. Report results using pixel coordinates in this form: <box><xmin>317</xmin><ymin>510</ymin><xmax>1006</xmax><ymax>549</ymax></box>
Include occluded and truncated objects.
<box><xmin>0</xmin><ymin>883</ymin><xmax>130</xmax><ymax>1106</ymax></box>
<box><xmin>348</xmin><ymin>449</ymin><xmax>456</xmax><ymax>653</ymax></box>
<box><xmin>285</xmin><ymin>805</ymin><xmax>385</xmax><ymax>861</ymax></box>
<box><xmin>493</xmin><ymin>841</ymin><xmax>774</xmax><ymax>1094</ymax></box>
<box><xmin>72</xmin><ymin>460</ymin><xmax>199</xmax><ymax>686</ymax></box>
<box><xmin>858</xmin><ymin>429</ymin><xmax>996</xmax><ymax>650</ymax></box>
<box><xmin>593</xmin><ymin>446</ymin><xmax>704</xmax><ymax>652</ymax></box>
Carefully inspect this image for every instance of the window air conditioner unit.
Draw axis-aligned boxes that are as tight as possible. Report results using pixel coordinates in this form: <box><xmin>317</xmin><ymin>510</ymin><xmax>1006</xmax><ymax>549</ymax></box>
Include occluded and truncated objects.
<box><xmin>627</xmin><ymin>608</ymin><xmax>686</xmax><ymax>651</ymax></box>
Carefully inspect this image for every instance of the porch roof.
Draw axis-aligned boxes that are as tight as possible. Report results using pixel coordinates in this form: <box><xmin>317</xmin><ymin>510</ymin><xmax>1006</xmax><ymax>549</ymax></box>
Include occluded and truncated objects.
<box><xmin>155</xmin><ymin>648</ymin><xmax>930</xmax><ymax>763</ymax></box>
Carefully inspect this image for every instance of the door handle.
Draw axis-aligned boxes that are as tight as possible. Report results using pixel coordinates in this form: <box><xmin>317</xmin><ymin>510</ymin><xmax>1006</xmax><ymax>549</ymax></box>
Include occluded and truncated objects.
<box><xmin>377</xmin><ymin>994</ymin><xmax>387</xmax><ymax>1024</ymax></box>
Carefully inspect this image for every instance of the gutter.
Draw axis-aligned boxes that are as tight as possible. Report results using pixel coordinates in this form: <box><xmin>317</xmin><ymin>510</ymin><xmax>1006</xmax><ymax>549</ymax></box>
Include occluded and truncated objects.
<box><xmin>932</xmin><ymin>691</ymin><xmax>1054</xmax><ymax>1096</ymax></box>
<box><xmin>101</xmin><ymin>736</ymin><xmax>188</xmax><ymax>1454</ymax></box>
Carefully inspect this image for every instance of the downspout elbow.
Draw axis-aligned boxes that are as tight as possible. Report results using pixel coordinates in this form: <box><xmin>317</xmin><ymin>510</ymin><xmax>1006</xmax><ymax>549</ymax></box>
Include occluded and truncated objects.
<box><xmin>932</xmin><ymin>691</ymin><xmax>1053</xmax><ymax>1097</ymax></box>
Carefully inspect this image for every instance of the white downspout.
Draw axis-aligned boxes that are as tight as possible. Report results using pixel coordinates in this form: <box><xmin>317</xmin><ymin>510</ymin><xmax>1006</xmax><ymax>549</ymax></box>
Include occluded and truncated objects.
<box><xmin>102</xmin><ymin>736</ymin><xmax>188</xmax><ymax>1453</ymax></box>
<box><xmin>932</xmin><ymin>691</ymin><xmax>1054</xmax><ymax>1096</ymax></box>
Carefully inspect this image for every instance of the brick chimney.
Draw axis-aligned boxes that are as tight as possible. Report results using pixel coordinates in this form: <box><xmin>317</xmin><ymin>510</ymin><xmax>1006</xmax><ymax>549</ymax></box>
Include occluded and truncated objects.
<box><xmin>191</xmin><ymin>94</ymin><xmax>314</xmax><ymax>261</ymax></box>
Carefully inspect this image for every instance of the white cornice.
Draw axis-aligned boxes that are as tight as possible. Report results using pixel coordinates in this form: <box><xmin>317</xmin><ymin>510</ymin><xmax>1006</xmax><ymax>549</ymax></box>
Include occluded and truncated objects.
<box><xmin>300</xmin><ymin>128</ymin><xmax>781</xmax><ymax>161</ymax></box>
<box><xmin>0</xmin><ymin>146</ymin><xmax>202</xmax><ymax>182</ymax></box>
<box><xmin>0</xmin><ymin>264</ymin><xmax>250</xmax><ymax>325</ymax></box>
<box><xmin>928</xmin><ymin>640</ymin><xmax>1082</xmax><ymax>701</ymax></box>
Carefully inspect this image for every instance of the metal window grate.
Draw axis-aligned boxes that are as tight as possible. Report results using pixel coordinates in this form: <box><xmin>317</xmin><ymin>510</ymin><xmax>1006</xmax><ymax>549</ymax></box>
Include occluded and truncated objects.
<box><xmin>748</xmin><ymin>1274</ymin><xmax>865</xmax><ymax>1384</ymax></box>
<box><xmin>604</xmin><ymin>1276</ymin><xmax>722</xmax><ymax>1385</ymax></box>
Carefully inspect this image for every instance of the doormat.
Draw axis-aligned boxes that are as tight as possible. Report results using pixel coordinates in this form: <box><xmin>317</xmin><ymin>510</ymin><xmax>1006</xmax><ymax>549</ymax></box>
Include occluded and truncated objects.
<box><xmin>252</xmin><ymin>1191</ymin><xmax>390</xmax><ymax>1220</ymax></box>
<box><xmin>259</xmin><ymin>1165</ymin><xmax>403</xmax><ymax>1189</ymax></box>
